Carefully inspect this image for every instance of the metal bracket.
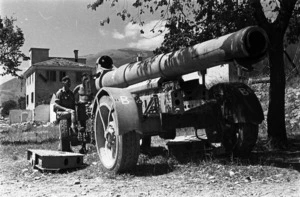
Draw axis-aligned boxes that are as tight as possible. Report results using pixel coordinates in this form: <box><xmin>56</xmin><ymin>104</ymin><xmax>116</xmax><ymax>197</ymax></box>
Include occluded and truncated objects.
<box><xmin>143</xmin><ymin>95</ymin><xmax>159</xmax><ymax>117</ymax></box>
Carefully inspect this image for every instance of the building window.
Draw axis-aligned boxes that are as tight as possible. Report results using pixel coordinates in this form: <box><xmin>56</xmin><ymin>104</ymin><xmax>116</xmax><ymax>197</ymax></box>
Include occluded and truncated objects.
<box><xmin>47</xmin><ymin>70</ymin><xmax>56</xmax><ymax>82</ymax></box>
<box><xmin>76</xmin><ymin>71</ymin><xmax>82</xmax><ymax>82</ymax></box>
<box><xmin>59</xmin><ymin>71</ymin><xmax>66</xmax><ymax>82</ymax></box>
<box><xmin>26</xmin><ymin>95</ymin><xmax>29</xmax><ymax>106</ymax></box>
<box><xmin>31</xmin><ymin>92</ymin><xmax>34</xmax><ymax>103</ymax></box>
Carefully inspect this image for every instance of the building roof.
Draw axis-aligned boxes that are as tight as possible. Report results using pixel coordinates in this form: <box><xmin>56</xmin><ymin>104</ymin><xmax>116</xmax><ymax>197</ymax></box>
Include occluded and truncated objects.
<box><xmin>33</xmin><ymin>58</ymin><xmax>89</xmax><ymax>67</ymax></box>
<box><xmin>23</xmin><ymin>58</ymin><xmax>95</xmax><ymax>77</ymax></box>
<box><xmin>29</xmin><ymin>48</ymin><xmax>50</xmax><ymax>51</ymax></box>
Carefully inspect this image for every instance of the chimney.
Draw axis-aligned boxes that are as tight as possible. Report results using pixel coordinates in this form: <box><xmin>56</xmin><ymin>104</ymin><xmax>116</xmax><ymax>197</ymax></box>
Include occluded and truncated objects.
<box><xmin>74</xmin><ymin>50</ymin><xmax>78</xmax><ymax>62</ymax></box>
<box><xmin>29</xmin><ymin>48</ymin><xmax>49</xmax><ymax>66</ymax></box>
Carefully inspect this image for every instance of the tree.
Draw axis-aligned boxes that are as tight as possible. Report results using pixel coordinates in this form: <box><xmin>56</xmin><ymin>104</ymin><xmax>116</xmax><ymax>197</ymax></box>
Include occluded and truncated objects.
<box><xmin>1</xmin><ymin>100</ymin><xmax>17</xmax><ymax>117</ymax></box>
<box><xmin>251</xmin><ymin>0</ymin><xmax>299</xmax><ymax>149</ymax></box>
<box><xmin>0</xmin><ymin>16</ymin><xmax>27</xmax><ymax>77</ymax></box>
<box><xmin>88</xmin><ymin>0</ymin><xmax>300</xmax><ymax>149</ymax></box>
<box><xmin>18</xmin><ymin>96</ymin><xmax>26</xmax><ymax>110</ymax></box>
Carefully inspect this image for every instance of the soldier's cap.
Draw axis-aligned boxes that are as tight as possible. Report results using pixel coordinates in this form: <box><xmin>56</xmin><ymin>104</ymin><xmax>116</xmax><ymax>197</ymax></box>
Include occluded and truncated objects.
<box><xmin>62</xmin><ymin>76</ymin><xmax>71</xmax><ymax>83</ymax></box>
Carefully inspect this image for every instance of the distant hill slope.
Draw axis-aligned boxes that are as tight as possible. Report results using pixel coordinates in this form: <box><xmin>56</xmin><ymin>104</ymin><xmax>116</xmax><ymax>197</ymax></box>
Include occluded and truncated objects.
<box><xmin>0</xmin><ymin>48</ymin><xmax>154</xmax><ymax>106</ymax></box>
<box><xmin>0</xmin><ymin>78</ymin><xmax>25</xmax><ymax>105</ymax></box>
<box><xmin>84</xmin><ymin>48</ymin><xmax>154</xmax><ymax>67</ymax></box>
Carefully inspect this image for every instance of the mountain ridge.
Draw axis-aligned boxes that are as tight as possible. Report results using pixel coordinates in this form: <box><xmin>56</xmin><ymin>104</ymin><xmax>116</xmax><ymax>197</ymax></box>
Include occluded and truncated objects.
<box><xmin>83</xmin><ymin>48</ymin><xmax>153</xmax><ymax>67</ymax></box>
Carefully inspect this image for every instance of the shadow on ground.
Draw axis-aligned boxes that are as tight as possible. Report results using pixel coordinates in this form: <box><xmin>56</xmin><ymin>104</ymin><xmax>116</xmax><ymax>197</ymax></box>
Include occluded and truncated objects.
<box><xmin>132</xmin><ymin>146</ymin><xmax>175</xmax><ymax>176</ymax></box>
<box><xmin>250</xmin><ymin>137</ymin><xmax>300</xmax><ymax>172</ymax></box>
<box><xmin>132</xmin><ymin>136</ymin><xmax>300</xmax><ymax>176</ymax></box>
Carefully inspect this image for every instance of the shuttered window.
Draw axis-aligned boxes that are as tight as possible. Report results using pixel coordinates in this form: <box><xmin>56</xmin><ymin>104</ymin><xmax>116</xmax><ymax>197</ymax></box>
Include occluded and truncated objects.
<box><xmin>47</xmin><ymin>70</ymin><xmax>56</xmax><ymax>82</ymax></box>
<box><xmin>59</xmin><ymin>71</ymin><xmax>66</xmax><ymax>82</ymax></box>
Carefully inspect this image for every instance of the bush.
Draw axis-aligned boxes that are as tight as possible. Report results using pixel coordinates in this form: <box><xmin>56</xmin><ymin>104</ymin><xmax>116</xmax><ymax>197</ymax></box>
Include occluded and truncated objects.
<box><xmin>1</xmin><ymin>100</ymin><xmax>17</xmax><ymax>116</ymax></box>
<box><xmin>18</xmin><ymin>97</ymin><xmax>26</xmax><ymax>109</ymax></box>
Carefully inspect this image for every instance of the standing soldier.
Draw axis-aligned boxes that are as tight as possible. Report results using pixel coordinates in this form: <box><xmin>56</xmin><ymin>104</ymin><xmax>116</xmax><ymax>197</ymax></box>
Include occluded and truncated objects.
<box><xmin>73</xmin><ymin>73</ymin><xmax>94</xmax><ymax>154</ymax></box>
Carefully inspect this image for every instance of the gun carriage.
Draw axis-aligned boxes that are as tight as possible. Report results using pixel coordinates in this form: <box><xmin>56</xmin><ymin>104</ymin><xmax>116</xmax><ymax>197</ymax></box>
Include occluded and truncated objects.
<box><xmin>61</xmin><ymin>26</ymin><xmax>268</xmax><ymax>173</ymax></box>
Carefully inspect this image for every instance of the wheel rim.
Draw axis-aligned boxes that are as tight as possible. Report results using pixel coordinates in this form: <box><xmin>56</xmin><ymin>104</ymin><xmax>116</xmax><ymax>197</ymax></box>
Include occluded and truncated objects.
<box><xmin>94</xmin><ymin>101</ymin><xmax>118</xmax><ymax>169</ymax></box>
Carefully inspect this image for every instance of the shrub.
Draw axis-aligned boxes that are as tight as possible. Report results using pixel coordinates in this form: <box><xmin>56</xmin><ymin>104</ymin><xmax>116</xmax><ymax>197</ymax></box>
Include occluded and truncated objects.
<box><xmin>1</xmin><ymin>100</ymin><xmax>17</xmax><ymax>116</ymax></box>
<box><xmin>18</xmin><ymin>96</ymin><xmax>26</xmax><ymax>109</ymax></box>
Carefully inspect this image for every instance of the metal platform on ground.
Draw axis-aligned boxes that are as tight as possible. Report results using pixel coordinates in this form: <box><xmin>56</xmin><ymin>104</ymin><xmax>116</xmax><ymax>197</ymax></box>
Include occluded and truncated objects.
<box><xmin>27</xmin><ymin>149</ymin><xmax>84</xmax><ymax>171</ymax></box>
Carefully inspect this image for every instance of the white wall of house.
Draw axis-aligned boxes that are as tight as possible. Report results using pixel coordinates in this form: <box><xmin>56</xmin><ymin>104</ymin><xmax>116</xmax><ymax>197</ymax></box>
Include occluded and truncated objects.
<box><xmin>49</xmin><ymin>94</ymin><xmax>56</xmax><ymax>123</ymax></box>
<box><xmin>26</xmin><ymin>72</ymin><xmax>36</xmax><ymax>110</ymax></box>
<box><xmin>182</xmin><ymin>64</ymin><xmax>230</xmax><ymax>87</ymax></box>
<box><xmin>203</xmin><ymin>64</ymin><xmax>230</xmax><ymax>87</ymax></box>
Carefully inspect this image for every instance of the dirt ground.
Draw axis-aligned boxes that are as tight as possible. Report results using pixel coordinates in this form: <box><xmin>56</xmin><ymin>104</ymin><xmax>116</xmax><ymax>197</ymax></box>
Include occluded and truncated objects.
<box><xmin>1</xmin><ymin>172</ymin><xmax>299</xmax><ymax>197</ymax></box>
<box><xmin>1</xmin><ymin>143</ymin><xmax>300</xmax><ymax>197</ymax></box>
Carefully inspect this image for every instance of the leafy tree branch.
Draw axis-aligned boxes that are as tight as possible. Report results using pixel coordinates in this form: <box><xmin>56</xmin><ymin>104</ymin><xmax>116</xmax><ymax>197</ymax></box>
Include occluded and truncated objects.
<box><xmin>0</xmin><ymin>16</ymin><xmax>27</xmax><ymax>77</ymax></box>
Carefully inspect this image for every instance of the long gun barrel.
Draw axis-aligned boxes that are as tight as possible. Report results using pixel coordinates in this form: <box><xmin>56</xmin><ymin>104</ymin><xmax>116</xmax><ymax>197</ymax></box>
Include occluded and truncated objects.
<box><xmin>96</xmin><ymin>26</ymin><xmax>268</xmax><ymax>89</ymax></box>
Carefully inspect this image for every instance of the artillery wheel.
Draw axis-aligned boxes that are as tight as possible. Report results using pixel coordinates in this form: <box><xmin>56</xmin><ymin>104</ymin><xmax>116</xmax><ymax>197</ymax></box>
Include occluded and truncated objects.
<box><xmin>222</xmin><ymin>123</ymin><xmax>258</xmax><ymax>157</ymax></box>
<box><xmin>208</xmin><ymin>83</ymin><xmax>260</xmax><ymax>157</ymax></box>
<box><xmin>58</xmin><ymin>119</ymin><xmax>71</xmax><ymax>152</ymax></box>
<box><xmin>94</xmin><ymin>96</ymin><xmax>140</xmax><ymax>173</ymax></box>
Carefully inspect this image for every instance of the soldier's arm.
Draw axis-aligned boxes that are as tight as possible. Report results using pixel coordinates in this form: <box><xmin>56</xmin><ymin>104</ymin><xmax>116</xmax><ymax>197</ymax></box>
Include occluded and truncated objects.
<box><xmin>54</xmin><ymin>101</ymin><xmax>69</xmax><ymax>112</ymax></box>
<box><xmin>73</xmin><ymin>85</ymin><xmax>80</xmax><ymax>104</ymax></box>
<box><xmin>73</xmin><ymin>85</ymin><xmax>80</xmax><ymax>95</ymax></box>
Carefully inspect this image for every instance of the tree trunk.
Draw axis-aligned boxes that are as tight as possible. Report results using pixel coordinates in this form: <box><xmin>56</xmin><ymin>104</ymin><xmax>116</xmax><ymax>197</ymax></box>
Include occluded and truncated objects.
<box><xmin>267</xmin><ymin>33</ymin><xmax>288</xmax><ymax>149</ymax></box>
<box><xmin>250</xmin><ymin>0</ymin><xmax>298</xmax><ymax>150</ymax></box>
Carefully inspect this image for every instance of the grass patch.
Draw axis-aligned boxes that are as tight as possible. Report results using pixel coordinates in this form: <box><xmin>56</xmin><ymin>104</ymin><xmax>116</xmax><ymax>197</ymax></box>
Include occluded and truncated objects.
<box><xmin>0</xmin><ymin>124</ymin><xmax>59</xmax><ymax>145</ymax></box>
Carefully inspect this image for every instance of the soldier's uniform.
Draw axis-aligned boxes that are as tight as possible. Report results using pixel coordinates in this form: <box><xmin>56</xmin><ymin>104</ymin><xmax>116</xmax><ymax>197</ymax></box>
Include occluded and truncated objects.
<box><xmin>54</xmin><ymin>88</ymin><xmax>75</xmax><ymax>119</ymax></box>
<box><xmin>54</xmin><ymin>87</ymin><xmax>76</xmax><ymax>152</ymax></box>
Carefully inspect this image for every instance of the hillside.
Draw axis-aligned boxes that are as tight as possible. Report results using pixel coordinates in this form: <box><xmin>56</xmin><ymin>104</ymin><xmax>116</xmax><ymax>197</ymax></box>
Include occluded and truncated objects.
<box><xmin>84</xmin><ymin>48</ymin><xmax>154</xmax><ymax>67</ymax></box>
<box><xmin>0</xmin><ymin>48</ymin><xmax>154</xmax><ymax>106</ymax></box>
<box><xmin>0</xmin><ymin>78</ymin><xmax>25</xmax><ymax>105</ymax></box>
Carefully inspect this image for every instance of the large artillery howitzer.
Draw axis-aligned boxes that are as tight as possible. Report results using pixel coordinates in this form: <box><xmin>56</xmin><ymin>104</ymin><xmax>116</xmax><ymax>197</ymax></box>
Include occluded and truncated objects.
<box><xmin>96</xmin><ymin>26</ymin><xmax>267</xmax><ymax>88</ymax></box>
<box><xmin>91</xmin><ymin>26</ymin><xmax>268</xmax><ymax>173</ymax></box>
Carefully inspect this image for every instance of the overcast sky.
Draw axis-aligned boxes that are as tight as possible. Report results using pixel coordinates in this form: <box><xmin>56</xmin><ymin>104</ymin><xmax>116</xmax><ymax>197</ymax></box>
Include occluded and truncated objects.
<box><xmin>0</xmin><ymin>0</ymin><xmax>166</xmax><ymax>84</ymax></box>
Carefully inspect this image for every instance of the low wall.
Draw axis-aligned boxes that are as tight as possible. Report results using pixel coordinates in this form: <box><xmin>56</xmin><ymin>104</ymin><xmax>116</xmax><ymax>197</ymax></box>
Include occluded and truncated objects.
<box><xmin>34</xmin><ymin>104</ymin><xmax>50</xmax><ymax>122</ymax></box>
<box><xmin>9</xmin><ymin>109</ymin><xmax>33</xmax><ymax>124</ymax></box>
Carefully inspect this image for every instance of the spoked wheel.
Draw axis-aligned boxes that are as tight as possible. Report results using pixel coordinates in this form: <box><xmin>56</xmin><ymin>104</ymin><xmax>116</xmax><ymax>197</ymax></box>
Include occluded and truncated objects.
<box><xmin>220</xmin><ymin>100</ymin><xmax>259</xmax><ymax>157</ymax></box>
<box><xmin>94</xmin><ymin>96</ymin><xmax>140</xmax><ymax>173</ymax></box>
<box><xmin>222</xmin><ymin>123</ymin><xmax>258</xmax><ymax>157</ymax></box>
<box><xmin>208</xmin><ymin>83</ymin><xmax>261</xmax><ymax>157</ymax></box>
